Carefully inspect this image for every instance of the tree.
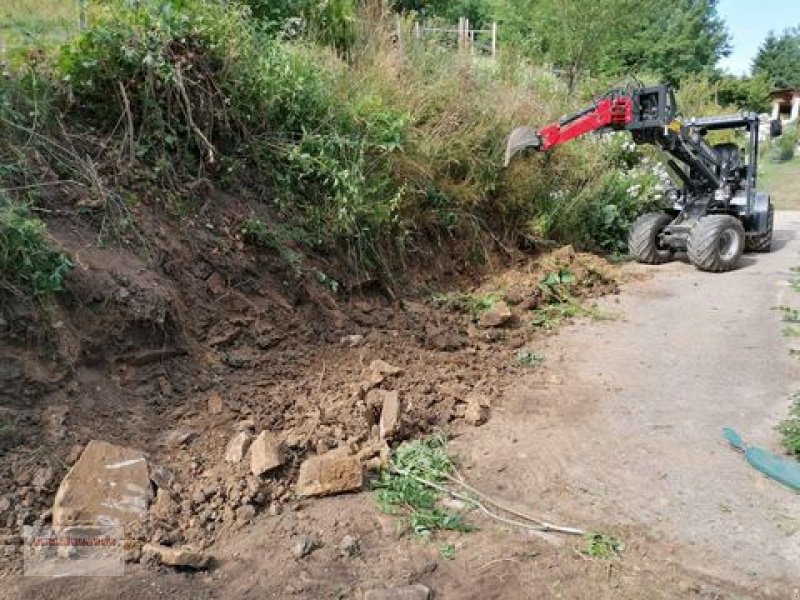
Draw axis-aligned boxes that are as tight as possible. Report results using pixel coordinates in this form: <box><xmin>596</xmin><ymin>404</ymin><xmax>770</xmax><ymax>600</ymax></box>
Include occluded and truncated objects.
<box><xmin>606</xmin><ymin>0</ymin><xmax>730</xmax><ymax>84</ymax></box>
<box><xmin>493</xmin><ymin>0</ymin><xmax>730</xmax><ymax>87</ymax></box>
<box><xmin>752</xmin><ymin>28</ymin><xmax>800</xmax><ymax>88</ymax></box>
<box><xmin>716</xmin><ymin>73</ymin><xmax>772</xmax><ymax>112</ymax></box>
<box><xmin>391</xmin><ymin>0</ymin><xmax>491</xmax><ymax>27</ymax></box>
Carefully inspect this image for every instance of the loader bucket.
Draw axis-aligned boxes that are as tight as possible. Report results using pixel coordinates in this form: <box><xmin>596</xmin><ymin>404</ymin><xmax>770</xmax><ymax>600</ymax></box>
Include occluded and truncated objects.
<box><xmin>504</xmin><ymin>126</ymin><xmax>542</xmax><ymax>167</ymax></box>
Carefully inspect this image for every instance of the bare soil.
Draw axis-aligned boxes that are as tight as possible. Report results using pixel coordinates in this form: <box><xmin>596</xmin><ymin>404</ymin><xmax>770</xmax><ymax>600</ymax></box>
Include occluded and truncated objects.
<box><xmin>2</xmin><ymin>197</ymin><xmax>799</xmax><ymax>598</ymax></box>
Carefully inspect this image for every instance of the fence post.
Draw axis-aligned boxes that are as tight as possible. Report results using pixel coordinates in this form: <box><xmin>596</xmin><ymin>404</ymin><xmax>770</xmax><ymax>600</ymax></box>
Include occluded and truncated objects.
<box><xmin>457</xmin><ymin>17</ymin><xmax>464</xmax><ymax>51</ymax></box>
<box><xmin>414</xmin><ymin>21</ymin><xmax>420</xmax><ymax>40</ymax></box>
<box><xmin>491</xmin><ymin>22</ymin><xmax>497</xmax><ymax>59</ymax></box>
<box><xmin>78</xmin><ymin>0</ymin><xmax>88</xmax><ymax>30</ymax></box>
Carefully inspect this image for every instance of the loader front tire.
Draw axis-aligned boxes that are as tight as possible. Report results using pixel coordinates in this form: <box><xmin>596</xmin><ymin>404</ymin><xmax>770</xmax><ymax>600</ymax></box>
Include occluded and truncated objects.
<box><xmin>687</xmin><ymin>215</ymin><xmax>745</xmax><ymax>272</ymax></box>
<box><xmin>628</xmin><ymin>212</ymin><xmax>674</xmax><ymax>265</ymax></box>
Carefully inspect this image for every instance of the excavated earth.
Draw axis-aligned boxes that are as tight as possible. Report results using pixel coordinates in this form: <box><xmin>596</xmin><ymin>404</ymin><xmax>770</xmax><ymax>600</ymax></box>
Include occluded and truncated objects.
<box><xmin>0</xmin><ymin>188</ymin><xmax>621</xmax><ymax>590</ymax></box>
<box><xmin>3</xmin><ymin>189</ymin><xmax>798</xmax><ymax>599</ymax></box>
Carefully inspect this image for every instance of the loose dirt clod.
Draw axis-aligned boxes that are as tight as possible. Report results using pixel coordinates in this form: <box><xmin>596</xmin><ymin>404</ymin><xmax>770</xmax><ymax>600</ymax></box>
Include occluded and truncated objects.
<box><xmin>250</xmin><ymin>431</ymin><xmax>284</xmax><ymax>476</ymax></box>
<box><xmin>379</xmin><ymin>391</ymin><xmax>401</xmax><ymax>440</ymax></box>
<box><xmin>224</xmin><ymin>432</ymin><xmax>252</xmax><ymax>463</ymax></box>
<box><xmin>479</xmin><ymin>300</ymin><xmax>512</xmax><ymax>328</ymax></box>
<box><xmin>143</xmin><ymin>543</ymin><xmax>211</xmax><ymax>569</ymax></box>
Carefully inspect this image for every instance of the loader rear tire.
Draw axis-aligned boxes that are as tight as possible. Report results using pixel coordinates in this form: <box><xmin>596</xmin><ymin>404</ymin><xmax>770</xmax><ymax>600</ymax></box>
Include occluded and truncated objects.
<box><xmin>745</xmin><ymin>205</ymin><xmax>773</xmax><ymax>253</ymax></box>
<box><xmin>628</xmin><ymin>212</ymin><xmax>674</xmax><ymax>265</ymax></box>
<box><xmin>687</xmin><ymin>215</ymin><xmax>745</xmax><ymax>272</ymax></box>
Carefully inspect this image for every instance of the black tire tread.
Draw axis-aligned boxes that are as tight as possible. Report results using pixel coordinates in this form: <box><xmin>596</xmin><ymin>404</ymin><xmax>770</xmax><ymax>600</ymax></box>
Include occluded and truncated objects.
<box><xmin>745</xmin><ymin>206</ymin><xmax>773</xmax><ymax>253</ymax></box>
<box><xmin>687</xmin><ymin>215</ymin><xmax>745</xmax><ymax>272</ymax></box>
<box><xmin>628</xmin><ymin>212</ymin><xmax>673</xmax><ymax>265</ymax></box>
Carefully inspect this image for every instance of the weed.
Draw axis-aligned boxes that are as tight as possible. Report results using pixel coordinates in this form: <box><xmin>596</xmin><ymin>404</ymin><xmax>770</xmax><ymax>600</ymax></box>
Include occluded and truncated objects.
<box><xmin>431</xmin><ymin>291</ymin><xmax>500</xmax><ymax>319</ymax></box>
<box><xmin>775</xmin><ymin>306</ymin><xmax>800</xmax><ymax>323</ymax></box>
<box><xmin>241</xmin><ymin>217</ymin><xmax>280</xmax><ymax>252</ymax></box>
<box><xmin>373</xmin><ymin>435</ymin><xmax>473</xmax><ymax>537</ymax></box>
<box><xmin>776</xmin><ymin>391</ymin><xmax>800</xmax><ymax>457</ymax></box>
<box><xmin>583</xmin><ymin>532</ymin><xmax>623</xmax><ymax>559</ymax></box>
<box><xmin>530</xmin><ymin>301</ymin><xmax>609</xmax><ymax>329</ymax></box>
<box><xmin>0</xmin><ymin>198</ymin><xmax>72</xmax><ymax>296</ymax></box>
<box><xmin>515</xmin><ymin>349</ymin><xmax>544</xmax><ymax>367</ymax></box>
<box><xmin>783</xmin><ymin>325</ymin><xmax>800</xmax><ymax>338</ymax></box>
<box><xmin>439</xmin><ymin>541</ymin><xmax>456</xmax><ymax>560</ymax></box>
<box><xmin>313</xmin><ymin>268</ymin><xmax>340</xmax><ymax>294</ymax></box>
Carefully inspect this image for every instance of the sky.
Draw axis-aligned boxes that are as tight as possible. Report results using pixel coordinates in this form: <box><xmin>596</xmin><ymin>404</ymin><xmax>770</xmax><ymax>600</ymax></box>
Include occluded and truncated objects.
<box><xmin>717</xmin><ymin>0</ymin><xmax>800</xmax><ymax>75</ymax></box>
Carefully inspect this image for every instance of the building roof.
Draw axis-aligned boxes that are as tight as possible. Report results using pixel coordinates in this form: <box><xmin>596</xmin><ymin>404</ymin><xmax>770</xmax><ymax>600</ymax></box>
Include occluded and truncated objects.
<box><xmin>769</xmin><ymin>88</ymin><xmax>800</xmax><ymax>103</ymax></box>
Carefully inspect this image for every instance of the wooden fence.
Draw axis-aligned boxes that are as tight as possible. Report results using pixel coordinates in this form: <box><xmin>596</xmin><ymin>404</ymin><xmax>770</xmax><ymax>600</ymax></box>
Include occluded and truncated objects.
<box><xmin>413</xmin><ymin>18</ymin><xmax>499</xmax><ymax>58</ymax></box>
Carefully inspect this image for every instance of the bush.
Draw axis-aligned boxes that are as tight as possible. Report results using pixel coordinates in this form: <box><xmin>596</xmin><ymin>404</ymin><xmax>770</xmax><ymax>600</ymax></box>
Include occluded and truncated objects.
<box><xmin>2</xmin><ymin>0</ymin><xmax>676</xmax><ymax>277</ymax></box>
<box><xmin>0</xmin><ymin>197</ymin><xmax>72</xmax><ymax>296</ymax></box>
<box><xmin>768</xmin><ymin>129</ymin><xmax>798</xmax><ymax>162</ymax></box>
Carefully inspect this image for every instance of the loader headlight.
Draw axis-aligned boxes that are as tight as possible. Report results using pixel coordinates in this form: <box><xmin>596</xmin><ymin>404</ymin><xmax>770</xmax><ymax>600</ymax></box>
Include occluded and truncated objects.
<box><xmin>667</xmin><ymin>189</ymin><xmax>681</xmax><ymax>203</ymax></box>
<box><xmin>713</xmin><ymin>187</ymin><xmax>730</xmax><ymax>203</ymax></box>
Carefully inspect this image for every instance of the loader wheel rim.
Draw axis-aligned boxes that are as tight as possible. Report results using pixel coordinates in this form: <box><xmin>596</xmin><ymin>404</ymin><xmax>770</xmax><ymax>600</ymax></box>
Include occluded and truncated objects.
<box><xmin>718</xmin><ymin>229</ymin><xmax>739</xmax><ymax>260</ymax></box>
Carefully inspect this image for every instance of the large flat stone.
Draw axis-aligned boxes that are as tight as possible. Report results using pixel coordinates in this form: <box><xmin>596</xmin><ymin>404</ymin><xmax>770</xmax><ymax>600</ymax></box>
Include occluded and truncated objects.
<box><xmin>52</xmin><ymin>440</ymin><xmax>151</xmax><ymax>528</ymax></box>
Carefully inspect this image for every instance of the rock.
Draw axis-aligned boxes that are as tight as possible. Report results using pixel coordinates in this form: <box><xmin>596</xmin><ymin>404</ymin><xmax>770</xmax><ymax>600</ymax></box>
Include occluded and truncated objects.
<box><xmin>206</xmin><ymin>272</ymin><xmax>226</xmax><ymax>296</ymax></box>
<box><xmin>340</xmin><ymin>534</ymin><xmax>360</xmax><ymax>557</ymax></box>
<box><xmin>250</xmin><ymin>431</ymin><xmax>284</xmax><ymax>477</ymax></box>
<box><xmin>291</xmin><ymin>536</ymin><xmax>317</xmax><ymax>559</ymax></box>
<box><xmin>362</xmin><ymin>359</ymin><xmax>403</xmax><ymax>389</ymax></box>
<box><xmin>142</xmin><ymin>543</ymin><xmax>211</xmax><ymax>569</ymax></box>
<box><xmin>163</xmin><ymin>429</ymin><xmax>197</xmax><ymax>449</ymax></box>
<box><xmin>207</xmin><ymin>392</ymin><xmax>224</xmax><ymax>415</ymax></box>
<box><xmin>236</xmin><ymin>419</ymin><xmax>256</xmax><ymax>432</ymax></box>
<box><xmin>479</xmin><ymin>301</ymin><xmax>512</xmax><ymax>328</ymax></box>
<box><xmin>224</xmin><ymin>432</ymin><xmax>252</xmax><ymax>463</ymax></box>
<box><xmin>236</xmin><ymin>504</ymin><xmax>256</xmax><ymax>522</ymax></box>
<box><xmin>378</xmin><ymin>391</ymin><xmax>401</xmax><ymax>440</ymax></box>
<box><xmin>52</xmin><ymin>440</ymin><xmax>151</xmax><ymax>529</ymax></box>
<box><xmin>295</xmin><ymin>453</ymin><xmax>363</xmax><ymax>497</ymax></box>
<box><xmin>340</xmin><ymin>334</ymin><xmax>365</xmax><ymax>347</ymax></box>
<box><xmin>464</xmin><ymin>395</ymin><xmax>490</xmax><ymax>426</ymax></box>
<box><xmin>364</xmin><ymin>584</ymin><xmax>431</xmax><ymax>600</ymax></box>
<box><xmin>149</xmin><ymin>465</ymin><xmax>175</xmax><ymax>491</ymax></box>
<box><xmin>31</xmin><ymin>466</ymin><xmax>54</xmax><ymax>490</ymax></box>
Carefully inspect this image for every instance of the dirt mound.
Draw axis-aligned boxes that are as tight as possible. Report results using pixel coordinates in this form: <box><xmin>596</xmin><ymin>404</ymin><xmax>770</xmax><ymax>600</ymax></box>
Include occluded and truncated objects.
<box><xmin>0</xmin><ymin>189</ymin><xmax>622</xmax><ymax>571</ymax></box>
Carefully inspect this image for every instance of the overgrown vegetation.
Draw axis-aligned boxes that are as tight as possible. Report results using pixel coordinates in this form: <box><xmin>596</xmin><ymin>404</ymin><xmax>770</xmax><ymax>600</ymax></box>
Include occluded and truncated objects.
<box><xmin>1</xmin><ymin>0</ymin><xmax>773</xmax><ymax>298</ymax></box>
<box><xmin>0</xmin><ymin>196</ymin><xmax>72</xmax><ymax>297</ymax></box>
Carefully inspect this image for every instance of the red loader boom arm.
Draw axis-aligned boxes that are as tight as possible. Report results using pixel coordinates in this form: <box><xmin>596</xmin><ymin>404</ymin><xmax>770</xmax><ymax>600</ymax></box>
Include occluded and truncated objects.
<box><xmin>504</xmin><ymin>92</ymin><xmax>635</xmax><ymax>166</ymax></box>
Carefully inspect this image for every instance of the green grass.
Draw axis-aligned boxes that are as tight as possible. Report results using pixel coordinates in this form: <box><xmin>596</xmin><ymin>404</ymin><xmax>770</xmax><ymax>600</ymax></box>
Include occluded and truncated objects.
<box><xmin>0</xmin><ymin>0</ymin><xmax>82</xmax><ymax>52</ymax></box>
<box><xmin>760</xmin><ymin>154</ymin><xmax>800</xmax><ymax>210</ymax></box>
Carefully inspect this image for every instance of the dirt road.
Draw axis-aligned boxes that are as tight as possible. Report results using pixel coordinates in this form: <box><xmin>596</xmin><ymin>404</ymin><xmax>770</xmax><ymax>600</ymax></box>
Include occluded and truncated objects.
<box><xmin>453</xmin><ymin>210</ymin><xmax>800</xmax><ymax>592</ymax></box>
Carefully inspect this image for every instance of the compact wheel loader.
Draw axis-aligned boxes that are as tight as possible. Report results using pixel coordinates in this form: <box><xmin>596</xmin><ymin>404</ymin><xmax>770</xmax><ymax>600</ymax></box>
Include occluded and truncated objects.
<box><xmin>505</xmin><ymin>85</ymin><xmax>782</xmax><ymax>272</ymax></box>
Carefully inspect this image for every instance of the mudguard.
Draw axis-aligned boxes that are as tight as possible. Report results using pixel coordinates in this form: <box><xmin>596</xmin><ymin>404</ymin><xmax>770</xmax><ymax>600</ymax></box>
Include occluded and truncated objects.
<box><xmin>749</xmin><ymin>192</ymin><xmax>772</xmax><ymax>235</ymax></box>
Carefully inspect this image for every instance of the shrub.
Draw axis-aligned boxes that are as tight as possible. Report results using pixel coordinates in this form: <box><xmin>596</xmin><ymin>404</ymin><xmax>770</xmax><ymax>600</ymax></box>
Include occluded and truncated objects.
<box><xmin>0</xmin><ymin>197</ymin><xmax>72</xmax><ymax>296</ymax></box>
<box><xmin>768</xmin><ymin>129</ymin><xmax>798</xmax><ymax>162</ymax></box>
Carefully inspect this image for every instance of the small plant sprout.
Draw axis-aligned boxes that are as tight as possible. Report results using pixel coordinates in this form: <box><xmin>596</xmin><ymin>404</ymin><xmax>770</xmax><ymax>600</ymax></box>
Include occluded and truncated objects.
<box><xmin>516</xmin><ymin>349</ymin><xmax>544</xmax><ymax>367</ymax></box>
<box><xmin>583</xmin><ymin>532</ymin><xmax>623</xmax><ymax>559</ymax></box>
